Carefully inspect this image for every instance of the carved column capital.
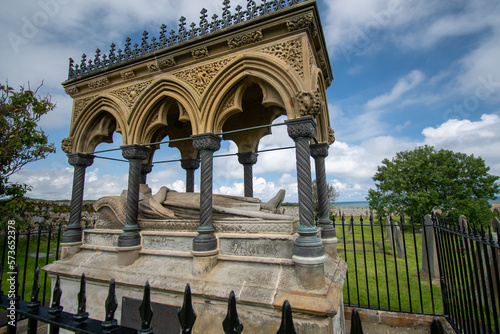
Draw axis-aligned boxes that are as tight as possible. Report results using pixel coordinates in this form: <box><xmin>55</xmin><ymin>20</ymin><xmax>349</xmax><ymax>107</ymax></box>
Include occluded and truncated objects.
<box><xmin>181</xmin><ymin>159</ymin><xmax>201</xmax><ymax>170</ymax></box>
<box><xmin>310</xmin><ymin>143</ymin><xmax>329</xmax><ymax>159</ymax></box>
<box><xmin>285</xmin><ymin>116</ymin><xmax>317</xmax><ymax>140</ymax></box>
<box><xmin>121</xmin><ymin>145</ymin><xmax>150</xmax><ymax>160</ymax></box>
<box><xmin>67</xmin><ymin>153</ymin><xmax>94</xmax><ymax>167</ymax></box>
<box><xmin>191</xmin><ymin>133</ymin><xmax>221</xmax><ymax>152</ymax></box>
<box><xmin>237</xmin><ymin>152</ymin><xmax>258</xmax><ymax>165</ymax></box>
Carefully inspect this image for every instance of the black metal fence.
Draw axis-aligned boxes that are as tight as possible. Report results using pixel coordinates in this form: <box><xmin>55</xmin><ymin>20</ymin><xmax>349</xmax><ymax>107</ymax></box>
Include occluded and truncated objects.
<box><xmin>0</xmin><ymin>268</ymin><xmax>299</xmax><ymax>333</ymax></box>
<box><xmin>433</xmin><ymin>214</ymin><xmax>499</xmax><ymax>334</ymax></box>
<box><xmin>333</xmin><ymin>214</ymin><xmax>500</xmax><ymax>334</ymax></box>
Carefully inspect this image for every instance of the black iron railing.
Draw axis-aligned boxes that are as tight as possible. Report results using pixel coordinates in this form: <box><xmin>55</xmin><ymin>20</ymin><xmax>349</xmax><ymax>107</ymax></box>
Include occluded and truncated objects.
<box><xmin>1</xmin><ymin>268</ymin><xmax>299</xmax><ymax>333</ymax></box>
<box><xmin>432</xmin><ymin>214</ymin><xmax>499</xmax><ymax>334</ymax></box>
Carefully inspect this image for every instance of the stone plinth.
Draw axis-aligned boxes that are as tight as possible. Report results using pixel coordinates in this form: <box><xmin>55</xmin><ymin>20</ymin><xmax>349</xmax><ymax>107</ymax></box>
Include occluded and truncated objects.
<box><xmin>45</xmin><ymin>218</ymin><xmax>347</xmax><ymax>333</ymax></box>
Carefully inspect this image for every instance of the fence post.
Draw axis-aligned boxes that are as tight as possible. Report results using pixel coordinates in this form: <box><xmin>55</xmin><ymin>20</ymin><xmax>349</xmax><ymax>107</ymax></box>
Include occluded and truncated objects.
<box><xmin>178</xmin><ymin>283</ymin><xmax>196</xmax><ymax>333</ymax></box>
<box><xmin>222</xmin><ymin>290</ymin><xmax>243</xmax><ymax>334</ymax></box>
<box><xmin>138</xmin><ymin>281</ymin><xmax>154</xmax><ymax>333</ymax></box>
<box><xmin>277</xmin><ymin>300</ymin><xmax>297</xmax><ymax>334</ymax></box>
<box><xmin>350</xmin><ymin>308</ymin><xmax>363</xmax><ymax>334</ymax></box>
<box><xmin>27</xmin><ymin>267</ymin><xmax>41</xmax><ymax>334</ymax></box>
<box><xmin>102</xmin><ymin>278</ymin><xmax>118</xmax><ymax>330</ymax></box>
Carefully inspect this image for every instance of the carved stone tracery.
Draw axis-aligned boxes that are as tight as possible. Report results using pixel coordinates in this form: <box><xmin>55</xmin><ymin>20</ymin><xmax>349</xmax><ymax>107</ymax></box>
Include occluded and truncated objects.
<box><xmin>73</xmin><ymin>96</ymin><xmax>97</xmax><ymax>124</ymax></box>
<box><xmin>110</xmin><ymin>80</ymin><xmax>153</xmax><ymax>109</ymax></box>
<box><xmin>158</xmin><ymin>57</ymin><xmax>176</xmax><ymax>70</ymax></box>
<box><xmin>260</xmin><ymin>38</ymin><xmax>304</xmax><ymax>78</ymax></box>
<box><xmin>174</xmin><ymin>58</ymin><xmax>233</xmax><ymax>94</ymax></box>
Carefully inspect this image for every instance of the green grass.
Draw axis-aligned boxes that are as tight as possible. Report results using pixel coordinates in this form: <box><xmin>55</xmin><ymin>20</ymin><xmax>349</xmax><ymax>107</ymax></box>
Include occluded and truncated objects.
<box><xmin>335</xmin><ymin>217</ymin><xmax>444</xmax><ymax>315</ymax></box>
<box><xmin>1</xmin><ymin>232</ymin><xmax>60</xmax><ymax>304</ymax></box>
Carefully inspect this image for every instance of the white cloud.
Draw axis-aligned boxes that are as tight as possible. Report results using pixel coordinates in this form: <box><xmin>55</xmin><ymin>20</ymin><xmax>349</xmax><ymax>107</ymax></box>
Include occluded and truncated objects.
<box><xmin>365</xmin><ymin>70</ymin><xmax>425</xmax><ymax>109</ymax></box>
<box><xmin>422</xmin><ymin>113</ymin><xmax>500</xmax><ymax>175</ymax></box>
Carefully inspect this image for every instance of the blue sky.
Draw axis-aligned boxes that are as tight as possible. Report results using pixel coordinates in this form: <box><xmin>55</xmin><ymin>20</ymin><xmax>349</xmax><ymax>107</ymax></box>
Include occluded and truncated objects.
<box><xmin>1</xmin><ymin>0</ymin><xmax>499</xmax><ymax>203</ymax></box>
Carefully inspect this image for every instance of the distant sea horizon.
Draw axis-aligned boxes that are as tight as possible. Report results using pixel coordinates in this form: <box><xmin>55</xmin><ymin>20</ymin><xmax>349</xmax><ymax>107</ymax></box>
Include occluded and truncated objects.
<box><xmin>335</xmin><ymin>198</ymin><xmax>500</xmax><ymax>208</ymax></box>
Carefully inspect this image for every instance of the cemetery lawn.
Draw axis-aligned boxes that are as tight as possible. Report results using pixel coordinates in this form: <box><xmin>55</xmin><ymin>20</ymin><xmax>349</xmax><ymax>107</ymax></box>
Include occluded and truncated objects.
<box><xmin>1</xmin><ymin>234</ymin><xmax>59</xmax><ymax>304</ymax></box>
<box><xmin>336</xmin><ymin>217</ymin><xmax>444</xmax><ymax>315</ymax></box>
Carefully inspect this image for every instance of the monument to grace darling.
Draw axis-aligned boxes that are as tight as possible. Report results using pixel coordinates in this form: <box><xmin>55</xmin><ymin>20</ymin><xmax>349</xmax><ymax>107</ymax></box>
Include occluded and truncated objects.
<box><xmin>45</xmin><ymin>1</ymin><xmax>347</xmax><ymax>332</ymax></box>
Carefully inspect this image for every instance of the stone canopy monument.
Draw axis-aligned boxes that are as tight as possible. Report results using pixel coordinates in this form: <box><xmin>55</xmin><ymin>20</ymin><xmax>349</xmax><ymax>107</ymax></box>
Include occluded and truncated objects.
<box><xmin>45</xmin><ymin>0</ymin><xmax>346</xmax><ymax>332</ymax></box>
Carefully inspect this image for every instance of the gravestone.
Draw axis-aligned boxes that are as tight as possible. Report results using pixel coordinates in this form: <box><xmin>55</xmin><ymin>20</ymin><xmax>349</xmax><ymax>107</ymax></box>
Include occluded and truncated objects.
<box><xmin>421</xmin><ymin>215</ymin><xmax>439</xmax><ymax>280</ymax></box>
<box><xmin>386</xmin><ymin>218</ymin><xmax>404</xmax><ymax>258</ymax></box>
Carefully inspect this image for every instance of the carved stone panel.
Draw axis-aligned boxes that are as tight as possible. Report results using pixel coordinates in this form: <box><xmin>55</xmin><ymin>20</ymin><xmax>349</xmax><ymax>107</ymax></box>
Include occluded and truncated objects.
<box><xmin>260</xmin><ymin>38</ymin><xmax>304</xmax><ymax>78</ymax></box>
<box><xmin>158</xmin><ymin>57</ymin><xmax>176</xmax><ymax>70</ymax></box>
<box><xmin>88</xmin><ymin>77</ymin><xmax>110</xmax><ymax>90</ymax></box>
<box><xmin>73</xmin><ymin>96</ymin><xmax>97</xmax><ymax>124</ymax></box>
<box><xmin>65</xmin><ymin>87</ymin><xmax>79</xmax><ymax>97</ymax></box>
<box><xmin>174</xmin><ymin>58</ymin><xmax>233</xmax><ymax>94</ymax></box>
<box><xmin>120</xmin><ymin>70</ymin><xmax>136</xmax><ymax>80</ymax></box>
<box><xmin>286</xmin><ymin>13</ymin><xmax>317</xmax><ymax>37</ymax></box>
<box><xmin>110</xmin><ymin>80</ymin><xmax>153</xmax><ymax>109</ymax></box>
<box><xmin>227</xmin><ymin>30</ymin><xmax>263</xmax><ymax>49</ymax></box>
<box><xmin>192</xmin><ymin>47</ymin><xmax>209</xmax><ymax>60</ymax></box>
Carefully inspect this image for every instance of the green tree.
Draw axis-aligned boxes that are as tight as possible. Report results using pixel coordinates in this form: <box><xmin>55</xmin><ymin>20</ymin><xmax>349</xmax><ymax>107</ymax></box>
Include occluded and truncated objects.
<box><xmin>0</xmin><ymin>82</ymin><xmax>56</xmax><ymax>218</ymax></box>
<box><xmin>312</xmin><ymin>179</ymin><xmax>339</xmax><ymax>216</ymax></box>
<box><xmin>367</xmin><ymin>145</ymin><xmax>499</xmax><ymax>224</ymax></box>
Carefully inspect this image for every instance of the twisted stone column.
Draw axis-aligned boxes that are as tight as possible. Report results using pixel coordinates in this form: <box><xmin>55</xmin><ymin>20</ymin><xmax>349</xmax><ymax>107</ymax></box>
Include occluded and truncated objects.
<box><xmin>140</xmin><ymin>164</ymin><xmax>153</xmax><ymax>185</ymax></box>
<box><xmin>286</xmin><ymin>117</ymin><xmax>325</xmax><ymax>289</ymax></box>
<box><xmin>191</xmin><ymin>133</ymin><xmax>221</xmax><ymax>253</ymax></box>
<box><xmin>237</xmin><ymin>152</ymin><xmax>258</xmax><ymax>198</ymax></box>
<box><xmin>310</xmin><ymin>143</ymin><xmax>335</xmax><ymax>239</ymax></box>
<box><xmin>61</xmin><ymin>153</ymin><xmax>94</xmax><ymax>243</ymax></box>
<box><xmin>181</xmin><ymin>159</ymin><xmax>200</xmax><ymax>193</ymax></box>
<box><xmin>118</xmin><ymin>145</ymin><xmax>150</xmax><ymax>247</ymax></box>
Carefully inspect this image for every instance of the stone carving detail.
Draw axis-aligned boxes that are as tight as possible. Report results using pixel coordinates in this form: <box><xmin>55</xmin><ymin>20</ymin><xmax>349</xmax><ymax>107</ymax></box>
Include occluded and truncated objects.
<box><xmin>147</xmin><ymin>63</ymin><xmax>159</xmax><ymax>72</ymax></box>
<box><xmin>88</xmin><ymin>77</ymin><xmax>110</xmax><ymax>90</ymax></box>
<box><xmin>286</xmin><ymin>13</ymin><xmax>316</xmax><ymax>36</ymax></box>
<box><xmin>227</xmin><ymin>30</ymin><xmax>263</xmax><ymax>49</ymax></box>
<box><xmin>65</xmin><ymin>87</ymin><xmax>79</xmax><ymax>96</ymax></box>
<box><xmin>174</xmin><ymin>58</ymin><xmax>233</xmax><ymax>94</ymax></box>
<box><xmin>73</xmin><ymin>96</ymin><xmax>97</xmax><ymax>124</ymax></box>
<box><xmin>260</xmin><ymin>39</ymin><xmax>304</xmax><ymax>78</ymax></box>
<box><xmin>192</xmin><ymin>133</ymin><xmax>221</xmax><ymax>152</ymax></box>
<box><xmin>158</xmin><ymin>57</ymin><xmax>176</xmax><ymax>70</ymax></box>
<box><xmin>286</xmin><ymin>117</ymin><xmax>316</xmax><ymax>140</ymax></box>
<box><xmin>181</xmin><ymin>159</ymin><xmax>200</xmax><ymax>170</ymax></box>
<box><xmin>308</xmin><ymin>43</ymin><xmax>316</xmax><ymax>70</ymax></box>
<box><xmin>192</xmin><ymin>47</ymin><xmax>209</xmax><ymax>60</ymax></box>
<box><xmin>222</xmin><ymin>92</ymin><xmax>236</xmax><ymax>110</ymax></box>
<box><xmin>68</xmin><ymin>153</ymin><xmax>95</xmax><ymax>167</ymax></box>
<box><xmin>110</xmin><ymin>80</ymin><xmax>153</xmax><ymax>109</ymax></box>
<box><xmin>296</xmin><ymin>90</ymin><xmax>322</xmax><ymax>117</ymax></box>
<box><xmin>61</xmin><ymin>137</ymin><xmax>73</xmax><ymax>154</ymax></box>
<box><xmin>328</xmin><ymin>126</ymin><xmax>335</xmax><ymax>144</ymax></box>
<box><xmin>121</xmin><ymin>70</ymin><xmax>136</xmax><ymax>80</ymax></box>
<box><xmin>310</xmin><ymin>143</ymin><xmax>329</xmax><ymax>158</ymax></box>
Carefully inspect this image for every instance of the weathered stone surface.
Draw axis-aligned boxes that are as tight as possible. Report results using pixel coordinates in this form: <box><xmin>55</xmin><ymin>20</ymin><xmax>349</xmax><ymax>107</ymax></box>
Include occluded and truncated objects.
<box><xmin>422</xmin><ymin>214</ymin><xmax>440</xmax><ymax>279</ymax></box>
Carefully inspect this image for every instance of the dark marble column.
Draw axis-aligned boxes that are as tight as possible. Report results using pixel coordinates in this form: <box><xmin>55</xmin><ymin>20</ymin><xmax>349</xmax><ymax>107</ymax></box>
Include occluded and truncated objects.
<box><xmin>191</xmin><ymin>133</ymin><xmax>221</xmax><ymax>252</ymax></box>
<box><xmin>118</xmin><ymin>145</ymin><xmax>150</xmax><ymax>247</ymax></box>
<box><xmin>140</xmin><ymin>164</ymin><xmax>153</xmax><ymax>185</ymax></box>
<box><xmin>237</xmin><ymin>152</ymin><xmax>258</xmax><ymax>198</ymax></box>
<box><xmin>181</xmin><ymin>159</ymin><xmax>200</xmax><ymax>193</ymax></box>
<box><xmin>61</xmin><ymin>153</ymin><xmax>95</xmax><ymax>243</ymax></box>
<box><xmin>285</xmin><ymin>116</ymin><xmax>324</xmax><ymax>259</ymax></box>
<box><xmin>310</xmin><ymin>143</ymin><xmax>336</xmax><ymax>239</ymax></box>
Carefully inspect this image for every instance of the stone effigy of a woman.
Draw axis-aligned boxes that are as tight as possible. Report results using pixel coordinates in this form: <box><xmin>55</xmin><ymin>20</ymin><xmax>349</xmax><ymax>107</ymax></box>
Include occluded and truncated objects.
<box><xmin>93</xmin><ymin>185</ymin><xmax>288</xmax><ymax>228</ymax></box>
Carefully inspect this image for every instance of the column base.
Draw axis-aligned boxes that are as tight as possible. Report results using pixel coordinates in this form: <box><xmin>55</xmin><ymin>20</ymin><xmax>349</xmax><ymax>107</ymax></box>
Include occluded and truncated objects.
<box><xmin>60</xmin><ymin>242</ymin><xmax>82</xmax><ymax>260</ymax></box>
<box><xmin>293</xmin><ymin>255</ymin><xmax>326</xmax><ymax>290</ymax></box>
<box><xmin>322</xmin><ymin>237</ymin><xmax>338</xmax><ymax>258</ymax></box>
<box><xmin>117</xmin><ymin>246</ymin><xmax>141</xmax><ymax>266</ymax></box>
<box><xmin>192</xmin><ymin>250</ymin><xmax>219</xmax><ymax>276</ymax></box>
<box><xmin>192</xmin><ymin>233</ymin><xmax>218</xmax><ymax>252</ymax></box>
<box><xmin>118</xmin><ymin>233</ymin><xmax>141</xmax><ymax>247</ymax></box>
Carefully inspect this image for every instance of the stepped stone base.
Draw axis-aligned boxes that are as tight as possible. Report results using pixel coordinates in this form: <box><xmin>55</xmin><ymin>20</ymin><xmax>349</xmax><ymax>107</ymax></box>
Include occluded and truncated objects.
<box><xmin>46</xmin><ymin>219</ymin><xmax>347</xmax><ymax>333</ymax></box>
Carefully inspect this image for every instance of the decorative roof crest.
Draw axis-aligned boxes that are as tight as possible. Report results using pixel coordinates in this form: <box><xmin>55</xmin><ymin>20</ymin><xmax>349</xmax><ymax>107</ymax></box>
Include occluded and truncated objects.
<box><xmin>67</xmin><ymin>0</ymin><xmax>311</xmax><ymax>80</ymax></box>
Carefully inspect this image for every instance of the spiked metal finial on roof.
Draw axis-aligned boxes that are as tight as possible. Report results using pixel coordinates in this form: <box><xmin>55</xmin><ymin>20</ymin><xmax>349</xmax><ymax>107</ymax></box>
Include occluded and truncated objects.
<box><xmin>67</xmin><ymin>0</ymin><xmax>311</xmax><ymax>80</ymax></box>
